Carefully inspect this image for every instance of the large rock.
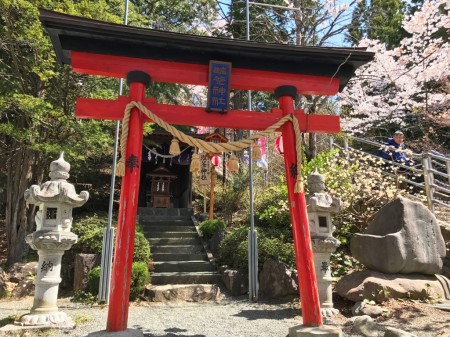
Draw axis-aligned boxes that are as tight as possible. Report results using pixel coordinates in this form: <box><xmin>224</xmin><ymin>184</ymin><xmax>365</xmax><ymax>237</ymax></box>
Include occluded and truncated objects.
<box><xmin>8</xmin><ymin>261</ymin><xmax>38</xmax><ymax>283</ymax></box>
<box><xmin>351</xmin><ymin>197</ymin><xmax>446</xmax><ymax>274</ymax></box>
<box><xmin>73</xmin><ymin>253</ymin><xmax>98</xmax><ymax>292</ymax></box>
<box><xmin>259</xmin><ymin>258</ymin><xmax>298</xmax><ymax>298</ymax></box>
<box><xmin>209</xmin><ymin>230</ymin><xmax>225</xmax><ymax>256</ymax></box>
<box><xmin>0</xmin><ymin>267</ymin><xmax>7</xmax><ymax>298</ymax></box>
<box><xmin>221</xmin><ymin>269</ymin><xmax>248</xmax><ymax>296</ymax></box>
<box><xmin>4</xmin><ymin>262</ymin><xmax>38</xmax><ymax>298</ymax></box>
<box><xmin>335</xmin><ymin>270</ymin><xmax>447</xmax><ymax>302</ymax></box>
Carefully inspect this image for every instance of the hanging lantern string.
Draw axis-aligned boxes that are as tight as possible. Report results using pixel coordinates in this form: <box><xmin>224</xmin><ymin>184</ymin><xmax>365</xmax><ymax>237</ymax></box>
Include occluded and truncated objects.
<box><xmin>117</xmin><ymin>101</ymin><xmax>304</xmax><ymax>193</ymax></box>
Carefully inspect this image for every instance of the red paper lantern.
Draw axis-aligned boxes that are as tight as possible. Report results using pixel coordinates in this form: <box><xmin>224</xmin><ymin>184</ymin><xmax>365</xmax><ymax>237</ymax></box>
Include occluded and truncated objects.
<box><xmin>211</xmin><ymin>155</ymin><xmax>222</xmax><ymax>166</ymax></box>
<box><xmin>275</xmin><ymin>135</ymin><xmax>284</xmax><ymax>154</ymax></box>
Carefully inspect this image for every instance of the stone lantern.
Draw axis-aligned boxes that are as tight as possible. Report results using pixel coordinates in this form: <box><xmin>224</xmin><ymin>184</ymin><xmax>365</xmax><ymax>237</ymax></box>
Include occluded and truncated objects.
<box><xmin>306</xmin><ymin>170</ymin><xmax>342</xmax><ymax>317</ymax></box>
<box><xmin>19</xmin><ymin>152</ymin><xmax>89</xmax><ymax>327</ymax></box>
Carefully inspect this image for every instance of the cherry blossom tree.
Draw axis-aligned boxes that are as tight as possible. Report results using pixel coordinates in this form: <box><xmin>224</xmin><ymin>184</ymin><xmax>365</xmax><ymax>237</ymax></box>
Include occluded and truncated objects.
<box><xmin>339</xmin><ymin>0</ymin><xmax>450</xmax><ymax>141</ymax></box>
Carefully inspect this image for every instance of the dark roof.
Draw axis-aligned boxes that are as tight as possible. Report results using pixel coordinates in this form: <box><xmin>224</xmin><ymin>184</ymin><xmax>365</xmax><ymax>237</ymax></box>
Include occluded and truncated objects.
<box><xmin>39</xmin><ymin>9</ymin><xmax>374</xmax><ymax>91</ymax></box>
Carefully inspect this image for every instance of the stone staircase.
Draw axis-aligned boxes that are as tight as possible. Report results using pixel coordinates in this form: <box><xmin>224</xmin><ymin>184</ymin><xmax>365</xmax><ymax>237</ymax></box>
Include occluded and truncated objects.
<box><xmin>138</xmin><ymin>207</ymin><xmax>221</xmax><ymax>285</ymax></box>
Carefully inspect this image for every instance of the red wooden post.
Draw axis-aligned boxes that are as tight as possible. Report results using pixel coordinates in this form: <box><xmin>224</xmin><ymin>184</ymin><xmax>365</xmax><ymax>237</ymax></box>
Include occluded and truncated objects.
<box><xmin>107</xmin><ymin>71</ymin><xmax>150</xmax><ymax>332</ymax></box>
<box><xmin>275</xmin><ymin>86</ymin><xmax>322</xmax><ymax>327</ymax></box>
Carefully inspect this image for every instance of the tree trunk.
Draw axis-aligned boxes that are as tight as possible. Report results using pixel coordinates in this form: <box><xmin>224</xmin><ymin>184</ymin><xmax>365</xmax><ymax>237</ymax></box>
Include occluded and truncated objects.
<box><xmin>309</xmin><ymin>133</ymin><xmax>317</xmax><ymax>159</ymax></box>
<box><xmin>5</xmin><ymin>145</ymin><xmax>36</xmax><ymax>266</ymax></box>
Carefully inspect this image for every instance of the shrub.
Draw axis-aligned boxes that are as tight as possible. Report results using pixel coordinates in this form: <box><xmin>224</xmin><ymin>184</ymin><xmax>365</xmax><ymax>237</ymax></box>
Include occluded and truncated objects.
<box><xmin>216</xmin><ymin>226</ymin><xmax>249</xmax><ymax>269</ymax></box>
<box><xmin>72</xmin><ymin>213</ymin><xmax>108</xmax><ymax>254</ymax></box>
<box><xmin>71</xmin><ymin>290</ymin><xmax>97</xmax><ymax>305</ymax></box>
<box><xmin>130</xmin><ymin>261</ymin><xmax>150</xmax><ymax>300</ymax></box>
<box><xmin>72</xmin><ymin>213</ymin><xmax>151</xmax><ymax>262</ymax></box>
<box><xmin>83</xmin><ymin>262</ymin><xmax>150</xmax><ymax>301</ymax></box>
<box><xmin>258</xmin><ymin>236</ymin><xmax>295</xmax><ymax>269</ymax></box>
<box><xmin>198</xmin><ymin>219</ymin><xmax>226</xmax><ymax>239</ymax></box>
<box><xmin>134</xmin><ymin>231</ymin><xmax>151</xmax><ymax>262</ymax></box>
<box><xmin>86</xmin><ymin>266</ymin><xmax>101</xmax><ymax>294</ymax></box>
<box><xmin>217</xmin><ymin>226</ymin><xmax>295</xmax><ymax>271</ymax></box>
<box><xmin>213</xmin><ymin>170</ymin><xmax>250</xmax><ymax>224</ymax></box>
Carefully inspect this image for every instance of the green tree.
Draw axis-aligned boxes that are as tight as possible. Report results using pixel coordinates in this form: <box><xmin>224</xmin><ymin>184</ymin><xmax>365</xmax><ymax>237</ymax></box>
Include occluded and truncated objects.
<box><xmin>130</xmin><ymin>0</ymin><xmax>217</xmax><ymax>34</ymax></box>
<box><xmin>0</xmin><ymin>0</ymin><xmax>220</xmax><ymax>266</ymax></box>
<box><xmin>0</xmin><ymin>0</ymin><xmax>124</xmax><ymax>265</ymax></box>
<box><xmin>226</xmin><ymin>0</ymin><xmax>290</xmax><ymax>42</ymax></box>
<box><xmin>346</xmin><ymin>0</ymin><xmax>367</xmax><ymax>46</ymax></box>
<box><xmin>346</xmin><ymin>0</ymin><xmax>406</xmax><ymax>49</ymax></box>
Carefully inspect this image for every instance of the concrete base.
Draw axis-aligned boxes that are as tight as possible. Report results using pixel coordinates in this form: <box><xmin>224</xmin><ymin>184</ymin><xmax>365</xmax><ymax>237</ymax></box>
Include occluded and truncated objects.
<box><xmin>87</xmin><ymin>329</ymin><xmax>144</xmax><ymax>337</ymax></box>
<box><xmin>289</xmin><ymin>324</ymin><xmax>343</xmax><ymax>337</ymax></box>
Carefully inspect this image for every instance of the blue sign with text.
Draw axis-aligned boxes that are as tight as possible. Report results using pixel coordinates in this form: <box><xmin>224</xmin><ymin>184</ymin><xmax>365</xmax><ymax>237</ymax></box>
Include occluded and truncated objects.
<box><xmin>207</xmin><ymin>61</ymin><xmax>231</xmax><ymax>113</ymax></box>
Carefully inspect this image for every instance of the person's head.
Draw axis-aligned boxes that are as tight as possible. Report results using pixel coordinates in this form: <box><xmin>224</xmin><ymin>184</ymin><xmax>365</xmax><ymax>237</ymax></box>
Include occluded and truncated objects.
<box><xmin>393</xmin><ymin>130</ymin><xmax>404</xmax><ymax>145</ymax></box>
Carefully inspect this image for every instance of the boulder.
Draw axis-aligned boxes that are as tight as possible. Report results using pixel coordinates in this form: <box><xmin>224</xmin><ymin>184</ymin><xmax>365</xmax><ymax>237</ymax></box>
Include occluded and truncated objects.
<box><xmin>73</xmin><ymin>253</ymin><xmax>97</xmax><ymax>292</ymax></box>
<box><xmin>12</xmin><ymin>279</ymin><xmax>35</xmax><ymax>298</ymax></box>
<box><xmin>209</xmin><ymin>230</ymin><xmax>225</xmax><ymax>256</ymax></box>
<box><xmin>384</xmin><ymin>327</ymin><xmax>418</xmax><ymax>337</ymax></box>
<box><xmin>221</xmin><ymin>269</ymin><xmax>248</xmax><ymax>296</ymax></box>
<box><xmin>352</xmin><ymin>301</ymin><xmax>385</xmax><ymax>318</ymax></box>
<box><xmin>259</xmin><ymin>258</ymin><xmax>298</xmax><ymax>298</ymax></box>
<box><xmin>0</xmin><ymin>267</ymin><xmax>8</xmax><ymax>297</ymax></box>
<box><xmin>350</xmin><ymin>315</ymin><xmax>379</xmax><ymax>337</ymax></box>
<box><xmin>8</xmin><ymin>262</ymin><xmax>38</xmax><ymax>283</ymax></box>
<box><xmin>335</xmin><ymin>270</ymin><xmax>447</xmax><ymax>302</ymax></box>
<box><xmin>351</xmin><ymin>197</ymin><xmax>446</xmax><ymax>274</ymax></box>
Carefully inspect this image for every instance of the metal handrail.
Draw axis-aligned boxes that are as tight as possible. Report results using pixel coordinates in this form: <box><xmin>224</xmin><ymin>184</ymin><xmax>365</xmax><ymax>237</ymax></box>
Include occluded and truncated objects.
<box><xmin>330</xmin><ymin>136</ymin><xmax>450</xmax><ymax>216</ymax></box>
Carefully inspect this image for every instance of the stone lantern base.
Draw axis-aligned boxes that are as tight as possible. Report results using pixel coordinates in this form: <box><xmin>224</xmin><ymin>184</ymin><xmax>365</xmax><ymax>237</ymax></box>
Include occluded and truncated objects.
<box><xmin>18</xmin><ymin>311</ymin><xmax>74</xmax><ymax>326</ymax></box>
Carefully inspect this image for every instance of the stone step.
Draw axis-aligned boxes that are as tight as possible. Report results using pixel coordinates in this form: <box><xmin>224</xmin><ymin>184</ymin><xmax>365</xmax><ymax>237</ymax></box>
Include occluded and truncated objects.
<box><xmin>151</xmin><ymin>271</ymin><xmax>222</xmax><ymax>285</ymax></box>
<box><xmin>138</xmin><ymin>207</ymin><xmax>193</xmax><ymax>218</ymax></box>
<box><xmin>149</xmin><ymin>237</ymin><xmax>201</xmax><ymax>245</ymax></box>
<box><xmin>153</xmin><ymin>261</ymin><xmax>215</xmax><ymax>273</ymax></box>
<box><xmin>144</xmin><ymin>284</ymin><xmax>221</xmax><ymax>302</ymax></box>
<box><xmin>151</xmin><ymin>245</ymin><xmax>205</xmax><ymax>254</ymax></box>
<box><xmin>141</xmin><ymin>220</ymin><xmax>194</xmax><ymax>227</ymax></box>
<box><xmin>152</xmin><ymin>253</ymin><xmax>208</xmax><ymax>262</ymax></box>
<box><xmin>143</xmin><ymin>225</ymin><xmax>196</xmax><ymax>233</ymax></box>
<box><xmin>145</xmin><ymin>231</ymin><xmax>198</xmax><ymax>238</ymax></box>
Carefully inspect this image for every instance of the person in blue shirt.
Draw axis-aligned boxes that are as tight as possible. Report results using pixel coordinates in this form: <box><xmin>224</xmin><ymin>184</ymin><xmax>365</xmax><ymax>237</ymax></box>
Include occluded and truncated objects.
<box><xmin>379</xmin><ymin>130</ymin><xmax>410</xmax><ymax>164</ymax></box>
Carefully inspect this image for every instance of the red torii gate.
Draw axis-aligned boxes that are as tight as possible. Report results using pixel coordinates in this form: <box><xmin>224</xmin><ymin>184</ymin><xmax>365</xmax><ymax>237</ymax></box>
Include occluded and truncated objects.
<box><xmin>40</xmin><ymin>9</ymin><xmax>373</xmax><ymax>333</ymax></box>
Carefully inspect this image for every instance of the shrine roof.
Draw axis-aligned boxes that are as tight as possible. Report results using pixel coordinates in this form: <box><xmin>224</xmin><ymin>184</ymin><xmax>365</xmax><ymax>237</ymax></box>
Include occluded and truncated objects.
<box><xmin>39</xmin><ymin>9</ymin><xmax>374</xmax><ymax>92</ymax></box>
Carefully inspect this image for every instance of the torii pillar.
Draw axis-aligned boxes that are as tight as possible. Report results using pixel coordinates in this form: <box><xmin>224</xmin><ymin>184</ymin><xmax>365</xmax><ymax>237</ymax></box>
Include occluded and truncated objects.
<box><xmin>107</xmin><ymin>71</ymin><xmax>150</xmax><ymax>331</ymax></box>
<box><xmin>39</xmin><ymin>8</ymin><xmax>374</xmax><ymax>336</ymax></box>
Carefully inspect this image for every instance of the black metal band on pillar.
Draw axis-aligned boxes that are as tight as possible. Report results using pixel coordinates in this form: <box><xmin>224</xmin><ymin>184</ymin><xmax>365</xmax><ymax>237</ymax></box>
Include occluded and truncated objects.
<box><xmin>274</xmin><ymin>85</ymin><xmax>297</xmax><ymax>100</ymax></box>
<box><xmin>126</xmin><ymin>71</ymin><xmax>151</xmax><ymax>87</ymax></box>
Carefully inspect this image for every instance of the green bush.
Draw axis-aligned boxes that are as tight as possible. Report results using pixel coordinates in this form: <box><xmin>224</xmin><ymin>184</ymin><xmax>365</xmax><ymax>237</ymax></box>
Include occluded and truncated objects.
<box><xmin>83</xmin><ymin>262</ymin><xmax>150</xmax><ymax>301</ymax></box>
<box><xmin>72</xmin><ymin>213</ymin><xmax>108</xmax><ymax>254</ymax></box>
<box><xmin>72</xmin><ymin>213</ymin><xmax>151</xmax><ymax>262</ymax></box>
<box><xmin>217</xmin><ymin>226</ymin><xmax>295</xmax><ymax>271</ymax></box>
<box><xmin>216</xmin><ymin>226</ymin><xmax>249</xmax><ymax>269</ymax></box>
<box><xmin>134</xmin><ymin>231</ymin><xmax>151</xmax><ymax>262</ymax></box>
<box><xmin>71</xmin><ymin>290</ymin><xmax>97</xmax><ymax>305</ymax></box>
<box><xmin>258</xmin><ymin>236</ymin><xmax>295</xmax><ymax>269</ymax></box>
<box><xmin>255</xmin><ymin>183</ymin><xmax>291</xmax><ymax>230</ymax></box>
<box><xmin>130</xmin><ymin>261</ymin><xmax>150</xmax><ymax>300</ymax></box>
<box><xmin>86</xmin><ymin>266</ymin><xmax>101</xmax><ymax>294</ymax></box>
<box><xmin>198</xmin><ymin>219</ymin><xmax>226</xmax><ymax>239</ymax></box>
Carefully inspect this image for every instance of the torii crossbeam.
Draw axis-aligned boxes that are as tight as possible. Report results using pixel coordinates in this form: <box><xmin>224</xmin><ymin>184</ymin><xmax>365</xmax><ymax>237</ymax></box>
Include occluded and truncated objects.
<box><xmin>40</xmin><ymin>9</ymin><xmax>373</xmax><ymax>333</ymax></box>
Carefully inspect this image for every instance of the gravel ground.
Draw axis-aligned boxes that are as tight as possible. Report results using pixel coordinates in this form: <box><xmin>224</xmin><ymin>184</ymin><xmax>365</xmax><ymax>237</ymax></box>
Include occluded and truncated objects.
<box><xmin>0</xmin><ymin>295</ymin><xmax>302</xmax><ymax>337</ymax></box>
<box><xmin>1</xmin><ymin>294</ymin><xmax>450</xmax><ymax>337</ymax></box>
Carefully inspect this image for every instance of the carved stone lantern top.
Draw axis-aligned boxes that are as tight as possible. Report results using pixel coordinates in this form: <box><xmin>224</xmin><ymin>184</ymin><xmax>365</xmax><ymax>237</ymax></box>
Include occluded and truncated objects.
<box><xmin>307</xmin><ymin>169</ymin><xmax>342</xmax><ymax>213</ymax></box>
<box><xmin>306</xmin><ymin>169</ymin><xmax>342</xmax><ymax>240</ymax></box>
<box><xmin>25</xmin><ymin>152</ymin><xmax>89</xmax><ymax>207</ymax></box>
